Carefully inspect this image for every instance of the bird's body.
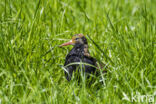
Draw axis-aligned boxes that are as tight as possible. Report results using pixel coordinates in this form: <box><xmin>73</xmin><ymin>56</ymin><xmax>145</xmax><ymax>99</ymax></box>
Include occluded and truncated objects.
<box><xmin>60</xmin><ymin>34</ymin><xmax>98</xmax><ymax>81</ymax></box>
<box><xmin>64</xmin><ymin>43</ymin><xmax>97</xmax><ymax>81</ymax></box>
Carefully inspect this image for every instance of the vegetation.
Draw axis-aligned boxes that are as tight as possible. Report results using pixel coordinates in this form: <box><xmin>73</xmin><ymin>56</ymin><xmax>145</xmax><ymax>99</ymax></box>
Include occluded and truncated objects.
<box><xmin>0</xmin><ymin>0</ymin><xmax>155</xmax><ymax>103</ymax></box>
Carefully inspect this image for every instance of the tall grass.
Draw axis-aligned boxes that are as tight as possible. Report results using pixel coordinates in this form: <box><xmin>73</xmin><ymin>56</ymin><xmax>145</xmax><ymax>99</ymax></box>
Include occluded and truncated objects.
<box><xmin>0</xmin><ymin>0</ymin><xmax>155</xmax><ymax>103</ymax></box>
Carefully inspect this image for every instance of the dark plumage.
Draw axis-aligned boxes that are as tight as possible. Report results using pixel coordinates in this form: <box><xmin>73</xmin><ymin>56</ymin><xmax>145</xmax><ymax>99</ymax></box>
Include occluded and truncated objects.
<box><xmin>60</xmin><ymin>34</ymin><xmax>98</xmax><ymax>81</ymax></box>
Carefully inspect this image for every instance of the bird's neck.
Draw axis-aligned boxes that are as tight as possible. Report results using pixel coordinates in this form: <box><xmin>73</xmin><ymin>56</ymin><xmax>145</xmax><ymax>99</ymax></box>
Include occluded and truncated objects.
<box><xmin>70</xmin><ymin>43</ymin><xmax>90</xmax><ymax>57</ymax></box>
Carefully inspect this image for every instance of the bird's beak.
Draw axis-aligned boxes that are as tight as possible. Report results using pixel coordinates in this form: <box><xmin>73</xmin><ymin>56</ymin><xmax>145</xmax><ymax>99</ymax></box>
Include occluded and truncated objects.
<box><xmin>60</xmin><ymin>40</ymin><xmax>73</xmax><ymax>47</ymax></box>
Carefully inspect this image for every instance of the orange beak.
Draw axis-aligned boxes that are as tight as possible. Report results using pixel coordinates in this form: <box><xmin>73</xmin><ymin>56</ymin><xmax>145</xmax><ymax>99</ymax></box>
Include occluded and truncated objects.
<box><xmin>60</xmin><ymin>40</ymin><xmax>73</xmax><ymax>47</ymax></box>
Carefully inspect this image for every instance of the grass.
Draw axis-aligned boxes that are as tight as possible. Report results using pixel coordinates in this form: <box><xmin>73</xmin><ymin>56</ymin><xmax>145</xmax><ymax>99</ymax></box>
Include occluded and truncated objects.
<box><xmin>0</xmin><ymin>0</ymin><xmax>156</xmax><ymax>103</ymax></box>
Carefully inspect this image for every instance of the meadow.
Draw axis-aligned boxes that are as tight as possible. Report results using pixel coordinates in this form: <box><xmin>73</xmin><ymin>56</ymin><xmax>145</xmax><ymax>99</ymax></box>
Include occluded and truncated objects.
<box><xmin>0</xmin><ymin>0</ymin><xmax>156</xmax><ymax>103</ymax></box>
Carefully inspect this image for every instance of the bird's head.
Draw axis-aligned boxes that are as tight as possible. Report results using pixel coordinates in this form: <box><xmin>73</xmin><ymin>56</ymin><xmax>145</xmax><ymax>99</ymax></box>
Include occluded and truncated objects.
<box><xmin>60</xmin><ymin>34</ymin><xmax>88</xmax><ymax>47</ymax></box>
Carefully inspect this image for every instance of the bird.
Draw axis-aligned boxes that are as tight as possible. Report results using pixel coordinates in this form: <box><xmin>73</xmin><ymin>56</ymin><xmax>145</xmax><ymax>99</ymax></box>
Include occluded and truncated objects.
<box><xmin>60</xmin><ymin>34</ymin><xmax>101</xmax><ymax>81</ymax></box>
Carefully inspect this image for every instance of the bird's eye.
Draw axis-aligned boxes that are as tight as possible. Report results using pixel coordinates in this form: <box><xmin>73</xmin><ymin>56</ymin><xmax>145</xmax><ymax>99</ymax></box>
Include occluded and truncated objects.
<box><xmin>75</xmin><ymin>38</ymin><xmax>79</xmax><ymax>40</ymax></box>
